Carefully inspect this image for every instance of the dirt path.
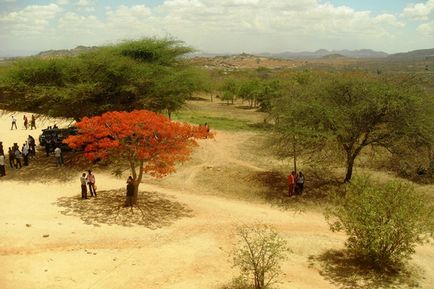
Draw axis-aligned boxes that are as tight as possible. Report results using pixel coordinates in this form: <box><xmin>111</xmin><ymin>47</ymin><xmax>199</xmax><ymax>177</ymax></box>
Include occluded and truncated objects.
<box><xmin>0</xmin><ymin>112</ymin><xmax>433</xmax><ymax>289</ymax></box>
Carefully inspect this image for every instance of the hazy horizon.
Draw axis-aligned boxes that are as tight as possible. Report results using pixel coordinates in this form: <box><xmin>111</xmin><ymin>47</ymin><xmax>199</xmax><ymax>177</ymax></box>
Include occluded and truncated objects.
<box><xmin>1</xmin><ymin>0</ymin><xmax>434</xmax><ymax>57</ymax></box>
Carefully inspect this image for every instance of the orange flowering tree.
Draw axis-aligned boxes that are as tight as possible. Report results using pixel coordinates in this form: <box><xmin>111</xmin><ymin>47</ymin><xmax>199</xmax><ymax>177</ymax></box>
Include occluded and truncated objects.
<box><xmin>64</xmin><ymin>110</ymin><xmax>211</xmax><ymax>204</ymax></box>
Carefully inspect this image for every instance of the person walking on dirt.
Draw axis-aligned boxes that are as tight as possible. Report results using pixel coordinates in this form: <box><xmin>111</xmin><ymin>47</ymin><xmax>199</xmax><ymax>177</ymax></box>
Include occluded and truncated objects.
<box><xmin>11</xmin><ymin>115</ymin><xmax>17</xmax><ymax>130</ymax></box>
<box><xmin>288</xmin><ymin>171</ymin><xmax>296</xmax><ymax>197</ymax></box>
<box><xmin>86</xmin><ymin>170</ymin><xmax>97</xmax><ymax>197</ymax></box>
<box><xmin>80</xmin><ymin>173</ymin><xmax>88</xmax><ymax>199</ymax></box>
<box><xmin>296</xmin><ymin>172</ymin><xmax>305</xmax><ymax>195</ymax></box>
<box><xmin>30</xmin><ymin>115</ymin><xmax>37</xmax><ymax>130</ymax></box>
<box><xmin>125</xmin><ymin>176</ymin><xmax>135</xmax><ymax>207</ymax></box>
<box><xmin>23</xmin><ymin>115</ymin><xmax>28</xmax><ymax>130</ymax></box>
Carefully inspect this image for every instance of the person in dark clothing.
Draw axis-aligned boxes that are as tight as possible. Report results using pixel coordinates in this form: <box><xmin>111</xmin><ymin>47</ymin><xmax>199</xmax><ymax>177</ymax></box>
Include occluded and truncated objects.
<box><xmin>28</xmin><ymin>135</ymin><xmax>36</xmax><ymax>156</ymax></box>
<box><xmin>80</xmin><ymin>173</ymin><xmax>88</xmax><ymax>199</ymax></box>
<box><xmin>125</xmin><ymin>176</ymin><xmax>135</xmax><ymax>207</ymax></box>
<box><xmin>30</xmin><ymin>115</ymin><xmax>37</xmax><ymax>130</ymax></box>
<box><xmin>45</xmin><ymin>141</ymin><xmax>51</xmax><ymax>157</ymax></box>
<box><xmin>23</xmin><ymin>115</ymin><xmax>28</xmax><ymax>130</ymax></box>
<box><xmin>0</xmin><ymin>141</ymin><xmax>4</xmax><ymax>155</ymax></box>
<box><xmin>8</xmin><ymin>147</ymin><xmax>14</xmax><ymax>168</ymax></box>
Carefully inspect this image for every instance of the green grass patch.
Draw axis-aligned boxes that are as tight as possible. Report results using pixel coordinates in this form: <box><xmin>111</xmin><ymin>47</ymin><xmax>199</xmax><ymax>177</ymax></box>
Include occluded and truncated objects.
<box><xmin>172</xmin><ymin>111</ymin><xmax>265</xmax><ymax>131</ymax></box>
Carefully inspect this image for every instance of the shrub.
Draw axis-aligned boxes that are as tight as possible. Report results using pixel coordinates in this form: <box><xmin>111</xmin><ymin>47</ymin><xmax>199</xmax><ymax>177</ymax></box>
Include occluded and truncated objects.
<box><xmin>232</xmin><ymin>223</ymin><xmax>289</xmax><ymax>289</ymax></box>
<box><xmin>326</xmin><ymin>176</ymin><xmax>434</xmax><ymax>269</ymax></box>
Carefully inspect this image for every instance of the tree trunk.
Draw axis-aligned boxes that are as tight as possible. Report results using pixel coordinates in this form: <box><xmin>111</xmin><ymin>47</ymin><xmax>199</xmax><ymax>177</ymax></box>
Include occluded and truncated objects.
<box><xmin>293</xmin><ymin>135</ymin><xmax>297</xmax><ymax>174</ymax></box>
<box><xmin>130</xmin><ymin>160</ymin><xmax>144</xmax><ymax>205</ymax></box>
<box><xmin>344</xmin><ymin>153</ymin><xmax>356</xmax><ymax>183</ymax></box>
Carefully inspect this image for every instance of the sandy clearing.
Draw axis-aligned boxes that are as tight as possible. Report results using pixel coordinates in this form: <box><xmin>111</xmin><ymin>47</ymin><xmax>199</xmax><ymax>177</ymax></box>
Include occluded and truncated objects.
<box><xmin>0</xmin><ymin>111</ymin><xmax>433</xmax><ymax>289</ymax></box>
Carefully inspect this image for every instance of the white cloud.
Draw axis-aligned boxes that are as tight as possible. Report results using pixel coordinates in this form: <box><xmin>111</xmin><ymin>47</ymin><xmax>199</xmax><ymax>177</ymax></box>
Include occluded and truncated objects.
<box><xmin>417</xmin><ymin>21</ymin><xmax>434</xmax><ymax>34</ymax></box>
<box><xmin>0</xmin><ymin>4</ymin><xmax>61</xmax><ymax>35</ymax></box>
<box><xmin>77</xmin><ymin>0</ymin><xmax>95</xmax><ymax>7</ymax></box>
<box><xmin>402</xmin><ymin>0</ymin><xmax>434</xmax><ymax>20</ymax></box>
<box><xmin>56</xmin><ymin>0</ymin><xmax>69</xmax><ymax>5</ymax></box>
<box><xmin>0</xmin><ymin>0</ymin><xmax>430</xmax><ymax>56</ymax></box>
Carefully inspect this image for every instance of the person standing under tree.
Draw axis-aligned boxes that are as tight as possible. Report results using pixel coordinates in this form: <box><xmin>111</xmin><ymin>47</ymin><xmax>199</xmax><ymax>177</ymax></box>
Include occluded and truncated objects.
<box><xmin>125</xmin><ymin>176</ymin><xmax>135</xmax><ymax>207</ymax></box>
<box><xmin>80</xmin><ymin>173</ymin><xmax>88</xmax><ymax>199</ymax></box>
<box><xmin>86</xmin><ymin>170</ymin><xmax>97</xmax><ymax>197</ymax></box>
<box><xmin>8</xmin><ymin>147</ymin><xmax>14</xmax><ymax>168</ymax></box>
<box><xmin>0</xmin><ymin>154</ymin><xmax>6</xmax><ymax>177</ymax></box>
<box><xmin>54</xmin><ymin>146</ymin><xmax>63</xmax><ymax>166</ymax></box>
<box><xmin>296</xmin><ymin>172</ymin><xmax>305</xmax><ymax>195</ymax></box>
<box><xmin>287</xmin><ymin>171</ymin><xmax>297</xmax><ymax>197</ymax></box>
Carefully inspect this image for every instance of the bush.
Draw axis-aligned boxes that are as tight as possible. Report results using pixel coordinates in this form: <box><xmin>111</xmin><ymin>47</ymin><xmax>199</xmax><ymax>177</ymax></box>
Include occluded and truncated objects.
<box><xmin>232</xmin><ymin>223</ymin><xmax>289</xmax><ymax>289</ymax></box>
<box><xmin>326</xmin><ymin>176</ymin><xmax>434</xmax><ymax>269</ymax></box>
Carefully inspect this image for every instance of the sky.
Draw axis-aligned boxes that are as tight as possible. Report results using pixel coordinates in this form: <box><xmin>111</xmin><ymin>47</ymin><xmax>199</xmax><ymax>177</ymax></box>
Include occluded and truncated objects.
<box><xmin>0</xmin><ymin>0</ymin><xmax>433</xmax><ymax>56</ymax></box>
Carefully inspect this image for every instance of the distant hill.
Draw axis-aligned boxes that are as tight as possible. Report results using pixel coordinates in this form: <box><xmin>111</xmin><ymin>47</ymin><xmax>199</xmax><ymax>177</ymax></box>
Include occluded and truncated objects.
<box><xmin>387</xmin><ymin>48</ymin><xmax>434</xmax><ymax>61</ymax></box>
<box><xmin>321</xmin><ymin>53</ymin><xmax>346</xmax><ymax>59</ymax></box>
<box><xmin>36</xmin><ymin>46</ymin><xmax>97</xmax><ymax>57</ymax></box>
<box><xmin>259</xmin><ymin>49</ymin><xmax>388</xmax><ymax>59</ymax></box>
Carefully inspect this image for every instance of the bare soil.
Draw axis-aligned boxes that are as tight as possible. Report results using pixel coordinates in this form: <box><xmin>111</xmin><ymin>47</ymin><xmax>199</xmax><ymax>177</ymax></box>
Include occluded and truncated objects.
<box><xmin>0</xmin><ymin>110</ymin><xmax>433</xmax><ymax>289</ymax></box>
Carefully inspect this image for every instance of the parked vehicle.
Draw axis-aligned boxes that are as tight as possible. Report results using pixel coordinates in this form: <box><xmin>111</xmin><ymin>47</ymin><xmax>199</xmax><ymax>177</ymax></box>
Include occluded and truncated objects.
<box><xmin>39</xmin><ymin>126</ymin><xmax>78</xmax><ymax>151</ymax></box>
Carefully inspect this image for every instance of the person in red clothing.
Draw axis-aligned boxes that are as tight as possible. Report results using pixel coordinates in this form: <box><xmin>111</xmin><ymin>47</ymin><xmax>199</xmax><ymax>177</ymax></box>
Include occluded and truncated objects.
<box><xmin>288</xmin><ymin>171</ymin><xmax>297</xmax><ymax>197</ymax></box>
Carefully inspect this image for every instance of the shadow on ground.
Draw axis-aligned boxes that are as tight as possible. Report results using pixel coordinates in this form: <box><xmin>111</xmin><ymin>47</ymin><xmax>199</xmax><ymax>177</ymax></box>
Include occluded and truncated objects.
<box><xmin>308</xmin><ymin>249</ymin><xmax>423</xmax><ymax>289</ymax></box>
<box><xmin>3</xmin><ymin>151</ymin><xmax>90</xmax><ymax>183</ymax></box>
<box><xmin>55</xmin><ymin>189</ymin><xmax>193</xmax><ymax>229</ymax></box>
<box><xmin>249</xmin><ymin>169</ymin><xmax>342</xmax><ymax>209</ymax></box>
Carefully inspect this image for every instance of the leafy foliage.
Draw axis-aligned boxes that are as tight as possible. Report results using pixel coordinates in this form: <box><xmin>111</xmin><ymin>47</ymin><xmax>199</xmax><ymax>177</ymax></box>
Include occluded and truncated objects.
<box><xmin>64</xmin><ymin>110</ymin><xmax>212</xmax><ymax>203</ymax></box>
<box><xmin>0</xmin><ymin>38</ymin><xmax>199</xmax><ymax>119</ymax></box>
<box><xmin>232</xmin><ymin>223</ymin><xmax>289</xmax><ymax>289</ymax></box>
<box><xmin>326</xmin><ymin>176</ymin><xmax>434</xmax><ymax>269</ymax></box>
<box><xmin>271</xmin><ymin>72</ymin><xmax>434</xmax><ymax>182</ymax></box>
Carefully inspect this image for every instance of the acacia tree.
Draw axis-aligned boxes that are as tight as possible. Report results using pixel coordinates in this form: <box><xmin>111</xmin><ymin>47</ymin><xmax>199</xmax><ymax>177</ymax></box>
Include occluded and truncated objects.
<box><xmin>64</xmin><ymin>110</ymin><xmax>211</xmax><ymax>204</ymax></box>
<box><xmin>272</xmin><ymin>72</ymin><xmax>433</xmax><ymax>182</ymax></box>
<box><xmin>0</xmin><ymin>38</ymin><xmax>199</xmax><ymax>119</ymax></box>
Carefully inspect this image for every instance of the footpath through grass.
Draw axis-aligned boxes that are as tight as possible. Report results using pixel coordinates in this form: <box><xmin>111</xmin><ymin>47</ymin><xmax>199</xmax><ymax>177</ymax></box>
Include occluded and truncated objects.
<box><xmin>173</xmin><ymin>98</ymin><xmax>269</xmax><ymax>131</ymax></box>
<box><xmin>172</xmin><ymin>111</ymin><xmax>266</xmax><ymax>131</ymax></box>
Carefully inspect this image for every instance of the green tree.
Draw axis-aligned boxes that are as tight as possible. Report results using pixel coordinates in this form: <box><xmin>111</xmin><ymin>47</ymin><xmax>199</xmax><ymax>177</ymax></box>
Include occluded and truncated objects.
<box><xmin>326</xmin><ymin>176</ymin><xmax>434</xmax><ymax>269</ymax></box>
<box><xmin>272</xmin><ymin>72</ymin><xmax>434</xmax><ymax>182</ymax></box>
<box><xmin>0</xmin><ymin>38</ymin><xmax>198</xmax><ymax>119</ymax></box>
<box><xmin>221</xmin><ymin>79</ymin><xmax>239</xmax><ymax>105</ymax></box>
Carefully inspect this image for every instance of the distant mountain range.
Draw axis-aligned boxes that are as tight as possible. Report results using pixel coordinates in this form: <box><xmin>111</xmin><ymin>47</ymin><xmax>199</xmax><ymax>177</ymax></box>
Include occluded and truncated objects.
<box><xmin>2</xmin><ymin>46</ymin><xmax>433</xmax><ymax>62</ymax></box>
<box><xmin>386</xmin><ymin>48</ymin><xmax>434</xmax><ymax>61</ymax></box>
<box><xmin>259</xmin><ymin>49</ymin><xmax>389</xmax><ymax>59</ymax></box>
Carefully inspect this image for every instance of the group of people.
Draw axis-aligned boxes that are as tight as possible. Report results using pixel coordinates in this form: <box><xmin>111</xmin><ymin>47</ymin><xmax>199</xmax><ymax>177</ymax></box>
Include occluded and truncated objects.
<box><xmin>287</xmin><ymin>171</ymin><xmax>305</xmax><ymax>197</ymax></box>
<box><xmin>79</xmin><ymin>170</ymin><xmax>97</xmax><ymax>199</ymax></box>
<box><xmin>11</xmin><ymin>115</ymin><xmax>37</xmax><ymax>130</ymax></box>
<box><xmin>0</xmin><ymin>136</ymin><xmax>36</xmax><ymax>177</ymax></box>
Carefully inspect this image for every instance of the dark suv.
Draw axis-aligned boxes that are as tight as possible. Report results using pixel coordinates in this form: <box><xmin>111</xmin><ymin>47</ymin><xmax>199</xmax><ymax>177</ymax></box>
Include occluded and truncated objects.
<box><xmin>39</xmin><ymin>126</ymin><xmax>78</xmax><ymax>151</ymax></box>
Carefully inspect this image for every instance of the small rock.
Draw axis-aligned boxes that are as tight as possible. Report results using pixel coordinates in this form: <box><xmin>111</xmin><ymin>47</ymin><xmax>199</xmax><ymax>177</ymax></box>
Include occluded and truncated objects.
<box><xmin>93</xmin><ymin>253</ymin><xmax>97</xmax><ymax>255</ymax></box>
<box><xmin>26</xmin><ymin>224</ymin><xmax>31</xmax><ymax>227</ymax></box>
<box><xmin>42</xmin><ymin>234</ymin><xmax>49</xmax><ymax>238</ymax></box>
<box><xmin>44</xmin><ymin>269</ymin><xmax>48</xmax><ymax>272</ymax></box>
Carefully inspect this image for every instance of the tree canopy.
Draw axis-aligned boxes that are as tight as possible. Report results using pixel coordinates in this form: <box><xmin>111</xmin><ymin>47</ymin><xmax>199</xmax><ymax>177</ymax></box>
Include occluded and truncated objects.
<box><xmin>271</xmin><ymin>71</ymin><xmax>434</xmax><ymax>182</ymax></box>
<box><xmin>0</xmin><ymin>38</ymin><xmax>202</xmax><ymax>119</ymax></box>
<box><xmin>64</xmin><ymin>109</ymin><xmax>211</xmax><ymax>204</ymax></box>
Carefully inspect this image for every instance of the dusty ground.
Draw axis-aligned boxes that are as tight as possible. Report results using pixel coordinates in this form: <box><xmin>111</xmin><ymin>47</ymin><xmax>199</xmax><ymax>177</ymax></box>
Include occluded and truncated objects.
<box><xmin>0</xmin><ymin>110</ymin><xmax>433</xmax><ymax>289</ymax></box>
